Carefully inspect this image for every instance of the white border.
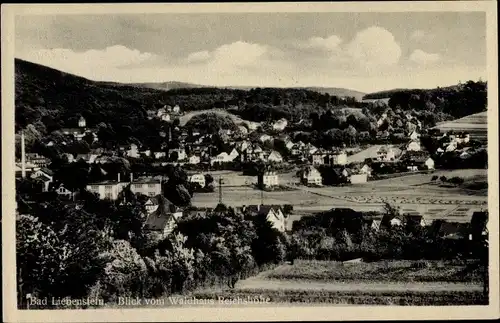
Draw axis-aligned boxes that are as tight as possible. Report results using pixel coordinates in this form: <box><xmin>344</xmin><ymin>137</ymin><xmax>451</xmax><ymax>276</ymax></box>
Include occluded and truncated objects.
<box><xmin>2</xmin><ymin>2</ymin><xmax>499</xmax><ymax>322</ymax></box>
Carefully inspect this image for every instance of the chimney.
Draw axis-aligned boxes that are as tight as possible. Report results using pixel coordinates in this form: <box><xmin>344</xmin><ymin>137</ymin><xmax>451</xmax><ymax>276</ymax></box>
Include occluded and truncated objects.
<box><xmin>130</xmin><ymin>173</ymin><xmax>133</xmax><ymax>183</ymax></box>
<box><xmin>21</xmin><ymin>130</ymin><xmax>26</xmax><ymax>178</ymax></box>
<box><xmin>117</xmin><ymin>173</ymin><xmax>121</xmax><ymax>183</ymax></box>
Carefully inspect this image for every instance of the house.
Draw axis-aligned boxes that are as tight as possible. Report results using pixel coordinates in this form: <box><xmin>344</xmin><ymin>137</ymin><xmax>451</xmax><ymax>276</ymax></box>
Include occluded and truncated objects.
<box><xmin>371</xmin><ymin>219</ymin><xmax>381</xmax><ymax>231</ymax></box>
<box><xmin>170</xmin><ymin>148</ymin><xmax>187</xmax><ymax>161</ymax></box>
<box><xmin>381</xmin><ymin>214</ymin><xmax>403</xmax><ymax>228</ymax></box>
<box><xmin>154</xmin><ymin>151</ymin><xmax>167</xmax><ymax>159</ymax></box>
<box><xmin>403</xmin><ymin>214</ymin><xmax>427</xmax><ymax>229</ymax></box>
<box><xmin>244</xmin><ymin>205</ymin><xmax>286</xmax><ymax>232</ymax></box>
<box><xmin>157</xmin><ymin>107</ymin><xmax>167</xmax><ymax>118</ymax></box>
<box><xmin>25</xmin><ymin>153</ymin><xmax>50</xmax><ymax>168</ymax></box>
<box><xmin>406</xmin><ymin>140</ymin><xmax>421</xmax><ymax>152</ymax></box>
<box><xmin>304</xmin><ymin>143</ymin><xmax>318</xmax><ymax>155</ymax></box>
<box><xmin>375</xmin><ymin>146</ymin><xmax>395</xmax><ymax>162</ymax></box>
<box><xmin>265</xmin><ymin>150</ymin><xmax>283</xmax><ymax>163</ymax></box>
<box><xmin>237</xmin><ymin>140</ymin><xmax>251</xmax><ymax>153</ymax></box>
<box><xmin>172</xmin><ymin>105</ymin><xmax>181</xmax><ymax>114</ymax></box>
<box><xmin>54</xmin><ymin>184</ymin><xmax>73</xmax><ymax>198</ymax></box>
<box><xmin>229</xmin><ymin>148</ymin><xmax>239</xmax><ymax>160</ymax></box>
<box><xmin>188</xmin><ymin>155</ymin><xmax>201</xmax><ymax>164</ymax></box>
<box><xmin>436</xmin><ymin>147</ymin><xmax>445</xmax><ymax>154</ymax></box>
<box><xmin>161</xmin><ymin>114</ymin><xmax>171</xmax><ymax>122</ymax></box>
<box><xmin>259</xmin><ymin>134</ymin><xmax>273</xmax><ymax>143</ymax></box>
<box><xmin>350</xmin><ymin>173</ymin><xmax>368</xmax><ymax>184</ymax></box>
<box><xmin>312</xmin><ymin>152</ymin><xmax>326</xmax><ymax>165</ymax></box>
<box><xmin>456</xmin><ymin>133</ymin><xmax>470</xmax><ymax>144</ymax></box>
<box><xmin>291</xmin><ymin>141</ymin><xmax>306</xmax><ymax>156</ymax></box>
<box><xmin>143</xmin><ymin>195</ymin><xmax>183</xmax><ymax>238</ymax></box>
<box><xmin>446</xmin><ymin>142</ymin><xmax>457</xmax><ymax>152</ymax></box>
<box><xmin>409</xmin><ymin>130</ymin><xmax>420</xmax><ymax>141</ymax></box>
<box><xmin>327</xmin><ymin>151</ymin><xmax>348</xmax><ymax>165</ymax></box>
<box><xmin>75</xmin><ymin>153</ymin><xmax>99</xmax><ymax>164</ymax></box>
<box><xmin>301</xmin><ymin>166</ymin><xmax>322</xmax><ymax>186</ymax></box>
<box><xmin>404</xmin><ymin>152</ymin><xmax>434</xmax><ymax>170</ymax></box>
<box><xmin>86</xmin><ymin>180</ymin><xmax>128</xmax><ymax>200</ymax></box>
<box><xmin>30</xmin><ymin>168</ymin><xmax>54</xmax><ymax>192</ymax></box>
<box><xmin>258</xmin><ymin>171</ymin><xmax>279</xmax><ymax>187</ymax></box>
<box><xmin>127</xmin><ymin>144</ymin><xmax>139</xmax><ymax>158</ymax></box>
<box><xmin>359</xmin><ymin>164</ymin><xmax>372</xmax><ymax>177</ymax></box>
<box><xmin>210</xmin><ymin>152</ymin><xmax>235</xmax><ymax>165</ymax></box>
<box><xmin>130</xmin><ymin>175</ymin><xmax>162</xmax><ymax>197</ymax></box>
<box><xmin>272</xmin><ymin>118</ymin><xmax>288</xmax><ymax>131</ymax></box>
<box><xmin>188</xmin><ymin>173</ymin><xmax>206</xmax><ymax>188</ymax></box>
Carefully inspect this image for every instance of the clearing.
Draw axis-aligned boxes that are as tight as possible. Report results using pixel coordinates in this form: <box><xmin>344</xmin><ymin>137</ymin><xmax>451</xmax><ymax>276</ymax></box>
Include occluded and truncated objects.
<box><xmin>179</xmin><ymin>109</ymin><xmax>260</xmax><ymax>128</ymax></box>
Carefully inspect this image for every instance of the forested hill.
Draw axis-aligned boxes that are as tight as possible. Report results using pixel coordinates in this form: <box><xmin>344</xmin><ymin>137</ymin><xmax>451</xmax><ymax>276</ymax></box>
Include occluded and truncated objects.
<box><xmin>362</xmin><ymin>81</ymin><xmax>487</xmax><ymax>119</ymax></box>
<box><xmin>15</xmin><ymin>59</ymin><xmax>360</xmax><ymax>136</ymax></box>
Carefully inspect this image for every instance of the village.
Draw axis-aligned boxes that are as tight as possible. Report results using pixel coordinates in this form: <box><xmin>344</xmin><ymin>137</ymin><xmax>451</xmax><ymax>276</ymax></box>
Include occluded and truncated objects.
<box><xmin>16</xmin><ymin>101</ymin><xmax>487</xmax><ymax>241</ymax></box>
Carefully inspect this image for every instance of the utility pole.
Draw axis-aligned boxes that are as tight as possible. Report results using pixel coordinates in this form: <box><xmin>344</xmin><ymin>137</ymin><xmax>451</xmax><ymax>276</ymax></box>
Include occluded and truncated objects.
<box><xmin>260</xmin><ymin>188</ymin><xmax>264</xmax><ymax>205</ymax></box>
<box><xmin>218</xmin><ymin>177</ymin><xmax>224</xmax><ymax>205</ymax></box>
<box><xmin>21</xmin><ymin>129</ymin><xmax>26</xmax><ymax>178</ymax></box>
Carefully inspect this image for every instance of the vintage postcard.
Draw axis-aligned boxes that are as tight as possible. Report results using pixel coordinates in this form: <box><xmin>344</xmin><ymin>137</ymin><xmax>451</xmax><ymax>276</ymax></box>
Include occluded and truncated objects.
<box><xmin>2</xmin><ymin>2</ymin><xmax>499</xmax><ymax>322</ymax></box>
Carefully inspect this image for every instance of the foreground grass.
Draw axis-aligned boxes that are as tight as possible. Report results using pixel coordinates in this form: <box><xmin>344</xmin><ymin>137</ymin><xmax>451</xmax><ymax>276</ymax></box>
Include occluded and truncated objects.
<box><xmin>263</xmin><ymin>260</ymin><xmax>484</xmax><ymax>283</ymax></box>
<box><xmin>193</xmin><ymin>289</ymin><xmax>487</xmax><ymax>306</ymax></box>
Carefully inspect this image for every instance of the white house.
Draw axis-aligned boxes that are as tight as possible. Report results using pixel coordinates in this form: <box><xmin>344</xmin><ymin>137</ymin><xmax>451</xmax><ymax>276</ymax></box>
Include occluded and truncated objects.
<box><xmin>390</xmin><ymin>217</ymin><xmax>403</xmax><ymax>226</ymax></box>
<box><xmin>31</xmin><ymin>168</ymin><xmax>53</xmax><ymax>192</ymax></box>
<box><xmin>229</xmin><ymin>148</ymin><xmax>239</xmax><ymax>160</ymax></box>
<box><xmin>170</xmin><ymin>148</ymin><xmax>187</xmax><ymax>161</ymax></box>
<box><xmin>266</xmin><ymin>150</ymin><xmax>283</xmax><ymax>163</ymax></box>
<box><xmin>86</xmin><ymin>181</ymin><xmax>128</xmax><ymax>200</ymax></box>
<box><xmin>329</xmin><ymin>151</ymin><xmax>348</xmax><ymax>165</ymax></box>
<box><xmin>350</xmin><ymin>173</ymin><xmax>368</xmax><ymax>184</ymax></box>
<box><xmin>127</xmin><ymin>144</ymin><xmax>139</xmax><ymax>158</ymax></box>
<box><xmin>302</xmin><ymin>166</ymin><xmax>322</xmax><ymax>186</ymax></box>
<box><xmin>272</xmin><ymin>118</ymin><xmax>288</xmax><ymax>131</ymax></box>
<box><xmin>407</xmin><ymin>141</ymin><xmax>421</xmax><ymax>152</ymax></box>
<box><xmin>173</xmin><ymin>105</ymin><xmax>181</xmax><ymax>114</ymax></box>
<box><xmin>258</xmin><ymin>171</ymin><xmax>279</xmax><ymax>187</ymax></box>
<box><xmin>246</xmin><ymin>205</ymin><xmax>285</xmax><ymax>232</ymax></box>
<box><xmin>360</xmin><ymin>164</ymin><xmax>372</xmax><ymax>177</ymax></box>
<box><xmin>55</xmin><ymin>184</ymin><xmax>73</xmax><ymax>198</ymax></box>
<box><xmin>154</xmin><ymin>151</ymin><xmax>167</xmax><ymax>159</ymax></box>
<box><xmin>285</xmin><ymin>139</ymin><xmax>295</xmax><ymax>151</ymax></box>
<box><xmin>188</xmin><ymin>173</ymin><xmax>206</xmax><ymax>188</ymax></box>
<box><xmin>424</xmin><ymin>157</ymin><xmax>435</xmax><ymax>170</ymax></box>
<box><xmin>446</xmin><ymin>142</ymin><xmax>457</xmax><ymax>152</ymax></box>
<box><xmin>161</xmin><ymin>114</ymin><xmax>171</xmax><ymax>122</ymax></box>
<box><xmin>377</xmin><ymin>146</ymin><xmax>396</xmax><ymax>161</ymax></box>
<box><xmin>259</xmin><ymin>134</ymin><xmax>273</xmax><ymax>143</ymax></box>
<box><xmin>188</xmin><ymin>155</ymin><xmax>201</xmax><ymax>164</ymax></box>
<box><xmin>130</xmin><ymin>177</ymin><xmax>162</xmax><ymax>197</ymax></box>
<box><xmin>409</xmin><ymin>130</ymin><xmax>420</xmax><ymax>141</ymax></box>
<box><xmin>211</xmin><ymin>152</ymin><xmax>235</xmax><ymax>165</ymax></box>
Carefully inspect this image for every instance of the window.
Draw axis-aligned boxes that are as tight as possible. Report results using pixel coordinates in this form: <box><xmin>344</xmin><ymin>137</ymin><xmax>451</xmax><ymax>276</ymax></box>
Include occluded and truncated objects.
<box><xmin>90</xmin><ymin>185</ymin><xmax>99</xmax><ymax>191</ymax></box>
<box><xmin>105</xmin><ymin>193</ymin><xmax>113</xmax><ymax>199</ymax></box>
<box><xmin>148</xmin><ymin>183</ymin><xmax>156</xmax><ymax>188</ymax></box>
<box><xmin>105</xmin><ymin>185</ymin><xmax>113</xmax><ymax>191</ymax></box>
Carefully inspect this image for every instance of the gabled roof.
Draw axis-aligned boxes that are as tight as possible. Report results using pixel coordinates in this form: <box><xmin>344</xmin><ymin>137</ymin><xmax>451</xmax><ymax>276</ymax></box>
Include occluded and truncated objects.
<box><xmin>143</xmin><ymin>195</ymin><xmax>179</xmax><ymax>231</ymax></box>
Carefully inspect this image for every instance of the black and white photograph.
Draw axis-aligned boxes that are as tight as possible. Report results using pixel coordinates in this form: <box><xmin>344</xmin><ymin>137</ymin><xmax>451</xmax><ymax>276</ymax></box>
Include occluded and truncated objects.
<box><xmin>2</xmin><ymin>2</ymin><xmax>498</xmax><ymax>322</ymax></box>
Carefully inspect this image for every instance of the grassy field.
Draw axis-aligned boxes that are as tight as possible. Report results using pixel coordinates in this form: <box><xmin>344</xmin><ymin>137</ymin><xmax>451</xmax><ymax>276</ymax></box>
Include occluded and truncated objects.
<box><xmin>263</xmin><ymin>260</ymin><xmax>483</xmax><ymax>283</ymax></box>
<box><xmin>434</xmin><ymin>111</ymin><xmax>487</xmax><ymax>141</ymax></box>
<box><xmin>347</xmin><ymin>145</ymin><xmax>402</xmax><ymax>163</ymax></box>
<box><xmin>190</xmin><ymin>260</ymin><xmax>486</xmax><ymax>305</ymax></box>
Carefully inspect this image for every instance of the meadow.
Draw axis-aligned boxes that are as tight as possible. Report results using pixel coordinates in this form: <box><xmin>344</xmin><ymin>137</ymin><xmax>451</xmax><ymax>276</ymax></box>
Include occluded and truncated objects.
<box><xmin>262</xmin><ymin>260</ymin><xmax>484</xmax><ymax>283</ymax></box>
<box><xmin>434</xmin><ymin>111</ymin><xmax>488</xmax><ymax>141</ymax></box>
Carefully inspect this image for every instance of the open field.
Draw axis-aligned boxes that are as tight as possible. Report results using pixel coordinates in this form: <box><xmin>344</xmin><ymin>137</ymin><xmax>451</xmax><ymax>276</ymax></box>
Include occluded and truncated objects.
<box><xmin>179</xmin><ymin>108</ymin><xmax>260</xmax><ymax>128</ymax></box>
<box><xmin>190</xmin><ymin>261</ymin><xmax>486</xmax><ymax>305</ymax></box>
<box><xmin>434</xmin><ymin>111</ymin><xmax>487</xmax><ymax>141</ymax></box>
<box><xmin>192</xmin><ymin>169</ymin><xmax>487</xmax><ymax>227</ymax></box>
<box><xmin>263</xmin><ymin>260</ymin><xmax>483</xmax><ymax>283</ymax></box>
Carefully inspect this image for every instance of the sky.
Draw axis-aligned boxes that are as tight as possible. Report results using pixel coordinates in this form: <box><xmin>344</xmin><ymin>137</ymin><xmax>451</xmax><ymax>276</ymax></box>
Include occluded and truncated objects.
<box><xmin>15</xmin><ymin>12</ymin><xmax>487</xmax><ymax>93</ymax></box>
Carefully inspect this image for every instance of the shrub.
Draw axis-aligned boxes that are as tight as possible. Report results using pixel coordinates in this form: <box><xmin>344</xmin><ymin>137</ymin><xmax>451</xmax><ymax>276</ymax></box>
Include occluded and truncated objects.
<box><xmin>431</xmin><ymin>175</ymin><xmax>438</xmax><ymax>181</ymax></box>
<box><xmin>439</xmin><ymin>176</ymin><xmax>447</xmax><ymax>182</ymax></box>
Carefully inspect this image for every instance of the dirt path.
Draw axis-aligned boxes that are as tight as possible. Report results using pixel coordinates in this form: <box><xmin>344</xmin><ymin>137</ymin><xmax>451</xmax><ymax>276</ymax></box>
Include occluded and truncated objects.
<box><xmin>235</xmin><ymin>265</ymin><xmax>482</xmax><ymax>293</ymax></box>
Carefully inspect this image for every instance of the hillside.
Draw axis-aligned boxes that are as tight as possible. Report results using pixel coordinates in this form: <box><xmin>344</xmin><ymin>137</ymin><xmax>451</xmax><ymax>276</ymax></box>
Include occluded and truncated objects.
<box><xmin>363</xmin><ymin>85</ymin><xmax>462</xmax><ymax>100</ymax></box>
<box><xmin>100</xmin><ymin>81</ymin><xmax>206</xmax><ymax>91</ymax></box>
<box><xmin>301</xmin><ymin>87</ymin><xmax>365</xmax><ymax>101</ymax></box>
<box><xmin>15</xmin><ymin>59</ymin><xmax>365</xmax><ymax>134</ymax></box>
<box><xmin>433</xmin><ymin>111</ymin><xmax>488</xmax><ymax>142</ymax></box>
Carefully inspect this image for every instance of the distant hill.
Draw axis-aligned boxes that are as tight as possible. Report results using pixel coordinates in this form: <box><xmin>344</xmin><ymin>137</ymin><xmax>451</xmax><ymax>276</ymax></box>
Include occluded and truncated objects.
<box><xmin>112</xmin><ymin>82</ymin><xmax>365</xmax><ymax>100</ymax></box>
<box><xmin>363</xmin><ymin>84</ymin><xmax>462</xmax><ymax>100</ymax></box>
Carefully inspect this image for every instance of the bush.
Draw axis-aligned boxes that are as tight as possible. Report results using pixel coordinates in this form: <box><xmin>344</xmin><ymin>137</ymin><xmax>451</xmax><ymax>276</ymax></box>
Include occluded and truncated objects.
<box><xmin>439</xmin><ymin>176</ymin><xmax>447</xmax><ymax>182</ymax></box>
<box><xmin>431</xmin><ymin>175</ymin><xmax>438</xmax><ymax>181</ymax></box>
